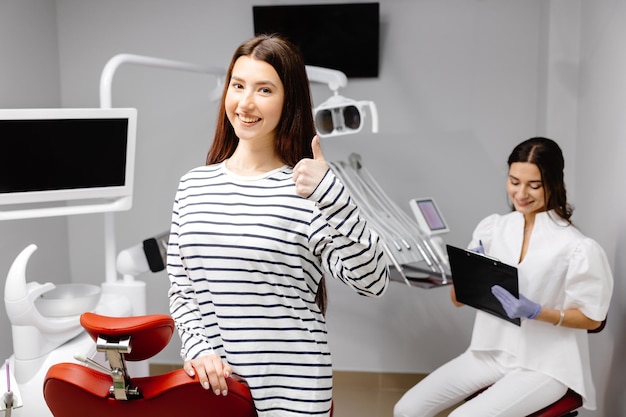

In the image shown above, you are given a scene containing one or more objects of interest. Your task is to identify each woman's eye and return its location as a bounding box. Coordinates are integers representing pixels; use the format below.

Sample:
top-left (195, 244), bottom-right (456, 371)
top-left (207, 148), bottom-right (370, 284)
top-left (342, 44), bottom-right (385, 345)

top-left (260, 87), bottom-right (272, 94)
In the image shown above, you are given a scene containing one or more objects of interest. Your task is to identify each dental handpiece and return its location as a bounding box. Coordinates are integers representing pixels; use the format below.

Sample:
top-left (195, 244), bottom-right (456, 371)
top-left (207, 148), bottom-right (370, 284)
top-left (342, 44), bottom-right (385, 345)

top-left (74, 352), bottom-right (111, 374)
top-left (2, 391), bottom-right (12, 417)
top-left (3, 360), bottom-right (12, 416)
top-left (4, 360), bottom-right (8, 395)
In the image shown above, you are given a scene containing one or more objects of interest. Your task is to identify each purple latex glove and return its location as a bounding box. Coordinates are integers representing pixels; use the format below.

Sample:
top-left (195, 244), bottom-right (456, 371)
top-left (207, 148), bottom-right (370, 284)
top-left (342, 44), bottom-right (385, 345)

top-left (491, 285), bottom-right (541, 319)
top-left (469, 240), bottom-right (485, 254)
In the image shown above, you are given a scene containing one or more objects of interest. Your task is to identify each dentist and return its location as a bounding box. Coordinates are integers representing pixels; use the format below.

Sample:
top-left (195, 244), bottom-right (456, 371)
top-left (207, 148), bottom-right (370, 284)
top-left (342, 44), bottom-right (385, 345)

top-left (395, 137), bottom-right (613, 417)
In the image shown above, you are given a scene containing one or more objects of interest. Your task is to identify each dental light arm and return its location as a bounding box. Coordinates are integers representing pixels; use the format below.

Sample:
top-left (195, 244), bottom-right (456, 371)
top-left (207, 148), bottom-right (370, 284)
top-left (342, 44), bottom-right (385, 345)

top-left (100, 53), bottom-right (226, 108)
top-left (305, 65), bottom-right (347, 93)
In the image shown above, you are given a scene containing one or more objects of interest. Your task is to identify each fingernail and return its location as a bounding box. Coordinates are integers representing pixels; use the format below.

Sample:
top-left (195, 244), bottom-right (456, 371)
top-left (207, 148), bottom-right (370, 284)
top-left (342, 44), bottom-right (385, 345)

top-left (214, 389), bottom-right (221, 396)
top-left (203, 382), bottom-right (210, 390)
top-left (224, 371), bottom-right (230, 378)
top-left (222, 390), bottom-right (228, 396)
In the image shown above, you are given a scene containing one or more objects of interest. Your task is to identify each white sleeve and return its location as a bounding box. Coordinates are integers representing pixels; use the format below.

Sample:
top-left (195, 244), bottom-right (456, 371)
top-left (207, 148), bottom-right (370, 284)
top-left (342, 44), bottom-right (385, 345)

top-left (564, 238), bottom-right (613, 321)
top-left (469, 213), bottom-right (499, 252)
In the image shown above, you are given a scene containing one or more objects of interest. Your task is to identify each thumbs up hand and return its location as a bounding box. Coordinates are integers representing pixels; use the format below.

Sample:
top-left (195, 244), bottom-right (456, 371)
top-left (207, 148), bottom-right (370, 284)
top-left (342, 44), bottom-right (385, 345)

top-left (293, 135), bottom-right (329, 198)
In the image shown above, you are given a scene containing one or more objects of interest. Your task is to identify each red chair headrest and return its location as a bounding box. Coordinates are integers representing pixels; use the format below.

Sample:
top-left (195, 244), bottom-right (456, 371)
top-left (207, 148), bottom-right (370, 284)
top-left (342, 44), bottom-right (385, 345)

top-left (80, 313), bottom-right (175, 361)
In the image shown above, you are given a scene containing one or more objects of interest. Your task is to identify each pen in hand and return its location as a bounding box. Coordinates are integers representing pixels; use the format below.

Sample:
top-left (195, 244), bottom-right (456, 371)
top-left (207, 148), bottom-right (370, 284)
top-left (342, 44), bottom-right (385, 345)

top-left (470, 240), bottom-right (485, 254)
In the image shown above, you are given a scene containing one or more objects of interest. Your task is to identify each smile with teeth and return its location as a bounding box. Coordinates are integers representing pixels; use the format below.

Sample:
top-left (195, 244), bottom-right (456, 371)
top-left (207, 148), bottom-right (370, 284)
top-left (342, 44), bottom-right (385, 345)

top-left (239, 114), bottom-right (261, 124)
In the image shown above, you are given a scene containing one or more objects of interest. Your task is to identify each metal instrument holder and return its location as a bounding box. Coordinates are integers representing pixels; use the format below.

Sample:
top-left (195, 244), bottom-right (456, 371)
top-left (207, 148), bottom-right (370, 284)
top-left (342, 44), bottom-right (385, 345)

top-left (329, 154), bottom-right (450, 288)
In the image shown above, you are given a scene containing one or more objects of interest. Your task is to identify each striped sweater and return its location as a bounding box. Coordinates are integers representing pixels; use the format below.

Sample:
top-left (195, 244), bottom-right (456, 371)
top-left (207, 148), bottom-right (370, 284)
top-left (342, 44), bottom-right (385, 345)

top-left (167, 162), bottom-right (389, 416)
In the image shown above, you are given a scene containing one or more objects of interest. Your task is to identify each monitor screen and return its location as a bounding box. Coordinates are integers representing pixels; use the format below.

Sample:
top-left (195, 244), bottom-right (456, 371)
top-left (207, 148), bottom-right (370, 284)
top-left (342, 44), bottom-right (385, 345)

top-left (410, 198), bottom-right (449, 235)
top-left (0, 108), bottom-right (137, 219)
top-left (253, 3), bottom-right (380, 78)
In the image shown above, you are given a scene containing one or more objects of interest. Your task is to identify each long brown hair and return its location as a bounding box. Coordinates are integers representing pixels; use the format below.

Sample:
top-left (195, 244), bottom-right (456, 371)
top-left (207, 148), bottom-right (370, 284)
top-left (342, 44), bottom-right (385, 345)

top-left (205, 34), bottom-right (327, 315)
top-left (507, 137), bottom-right (573, 223)
top-left (206, 34), bottom-right (316, 166)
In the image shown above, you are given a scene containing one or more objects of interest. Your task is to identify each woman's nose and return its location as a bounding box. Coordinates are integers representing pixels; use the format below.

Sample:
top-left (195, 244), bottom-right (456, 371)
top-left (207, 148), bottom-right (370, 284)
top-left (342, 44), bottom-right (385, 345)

top-left (239, 89), bottom-right (255, 109)
top-left (517, 186), bottom-right (529, 198)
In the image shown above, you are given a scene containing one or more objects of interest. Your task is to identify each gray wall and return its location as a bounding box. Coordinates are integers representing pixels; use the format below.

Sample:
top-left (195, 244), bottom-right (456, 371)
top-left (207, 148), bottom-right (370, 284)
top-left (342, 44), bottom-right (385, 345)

top-left (0, 0), bottom-right (70, 366)
top-left (1, 1), bottom-right (624, 415)
top-left (575, 1), bottom-right (626, 414)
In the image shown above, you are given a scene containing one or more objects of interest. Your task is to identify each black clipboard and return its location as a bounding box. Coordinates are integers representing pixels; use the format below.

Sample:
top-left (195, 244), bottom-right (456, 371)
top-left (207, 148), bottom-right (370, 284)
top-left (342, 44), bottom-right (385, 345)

top-left (446, 245), bottom-right (520, 326)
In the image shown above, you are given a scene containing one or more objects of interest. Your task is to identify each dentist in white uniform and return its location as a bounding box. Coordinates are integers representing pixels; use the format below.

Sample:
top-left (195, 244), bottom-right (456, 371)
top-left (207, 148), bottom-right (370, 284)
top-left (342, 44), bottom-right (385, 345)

top-left (394, 137), bottom-right (613, 417)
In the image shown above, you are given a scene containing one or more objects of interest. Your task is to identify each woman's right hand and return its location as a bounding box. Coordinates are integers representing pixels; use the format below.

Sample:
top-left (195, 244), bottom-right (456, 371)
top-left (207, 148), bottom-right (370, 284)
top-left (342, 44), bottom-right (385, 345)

top-left (183, 354), bottom-right (232, 396)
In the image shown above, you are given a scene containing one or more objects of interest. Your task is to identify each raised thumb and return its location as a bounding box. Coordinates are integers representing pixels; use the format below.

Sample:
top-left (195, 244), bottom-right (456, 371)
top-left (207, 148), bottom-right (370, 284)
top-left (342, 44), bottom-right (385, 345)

top-left (311, 135), bottom-right (324, 161)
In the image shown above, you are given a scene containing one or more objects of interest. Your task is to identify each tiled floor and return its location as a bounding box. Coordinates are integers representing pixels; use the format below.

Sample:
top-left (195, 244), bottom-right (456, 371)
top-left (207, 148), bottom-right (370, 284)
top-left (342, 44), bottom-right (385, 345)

top-left (150, 365), bottom-right (459, 416)
top-left (332, 370), bottom-right (415, 417)
top-left (332, 371), bottom-right (459, 417)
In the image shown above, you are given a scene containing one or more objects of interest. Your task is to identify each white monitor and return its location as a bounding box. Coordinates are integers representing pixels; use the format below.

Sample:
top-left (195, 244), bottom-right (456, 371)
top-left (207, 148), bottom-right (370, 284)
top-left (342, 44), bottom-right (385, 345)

top-left (0, 108), bottom-right (137, 220)
top-left (409, 197), bottom-right (449, 236)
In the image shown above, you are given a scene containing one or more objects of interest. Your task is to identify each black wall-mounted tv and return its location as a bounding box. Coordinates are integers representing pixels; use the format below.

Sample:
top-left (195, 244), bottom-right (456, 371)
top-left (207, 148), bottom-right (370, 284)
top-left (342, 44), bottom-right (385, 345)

top-left (253, 3), bottom-right (380, 78)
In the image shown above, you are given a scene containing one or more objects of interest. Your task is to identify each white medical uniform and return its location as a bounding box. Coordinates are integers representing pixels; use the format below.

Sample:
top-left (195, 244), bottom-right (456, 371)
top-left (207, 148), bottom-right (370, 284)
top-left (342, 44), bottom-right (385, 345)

top-left (394, 210), bottom-right (613, 417)
top-left (469, 210), bottom-right (613, 409)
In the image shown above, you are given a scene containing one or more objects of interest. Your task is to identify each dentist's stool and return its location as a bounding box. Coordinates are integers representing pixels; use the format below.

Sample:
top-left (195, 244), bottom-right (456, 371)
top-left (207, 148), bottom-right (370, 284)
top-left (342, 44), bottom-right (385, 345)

top-left (42, 313), bottom-right (257, 417)
top-left (528, 318), bottom-right (606, 417)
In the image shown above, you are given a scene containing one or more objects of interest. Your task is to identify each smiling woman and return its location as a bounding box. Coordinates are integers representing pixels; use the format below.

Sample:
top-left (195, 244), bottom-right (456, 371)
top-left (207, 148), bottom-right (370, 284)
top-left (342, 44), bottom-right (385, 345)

top-left (166, 34), bottom-right (389, 417)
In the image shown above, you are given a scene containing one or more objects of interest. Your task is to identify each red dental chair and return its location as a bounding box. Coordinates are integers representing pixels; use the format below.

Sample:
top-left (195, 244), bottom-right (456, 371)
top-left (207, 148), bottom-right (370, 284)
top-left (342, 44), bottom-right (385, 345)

top-left (43, 312), bottom-right (258, 417)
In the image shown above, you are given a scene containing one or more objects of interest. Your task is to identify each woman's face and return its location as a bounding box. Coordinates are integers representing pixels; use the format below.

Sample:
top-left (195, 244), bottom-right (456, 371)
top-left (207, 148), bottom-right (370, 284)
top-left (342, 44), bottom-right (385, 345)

top-left (507, 162), bottom-right (547, 216)
top-left (225, 56), bottom-right (284, 145)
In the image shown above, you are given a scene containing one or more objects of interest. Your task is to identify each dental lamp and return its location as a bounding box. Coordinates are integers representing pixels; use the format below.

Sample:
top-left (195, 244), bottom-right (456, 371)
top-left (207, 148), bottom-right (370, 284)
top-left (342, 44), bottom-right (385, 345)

top-left (306, 65), bottom-right (379, 138)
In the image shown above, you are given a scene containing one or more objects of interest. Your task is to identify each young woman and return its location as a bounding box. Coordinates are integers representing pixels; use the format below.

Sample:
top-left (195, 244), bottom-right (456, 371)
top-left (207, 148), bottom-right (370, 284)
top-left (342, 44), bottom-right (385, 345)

top-left (394, 137), bottom-right (613, 417)
top-left (167, 34), bottom-right (389, 417)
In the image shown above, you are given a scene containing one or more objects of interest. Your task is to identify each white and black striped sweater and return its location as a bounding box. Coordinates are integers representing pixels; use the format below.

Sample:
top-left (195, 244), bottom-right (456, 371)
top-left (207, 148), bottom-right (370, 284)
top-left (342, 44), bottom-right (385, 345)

top-left (167, 162), bottom-right (389, 416)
